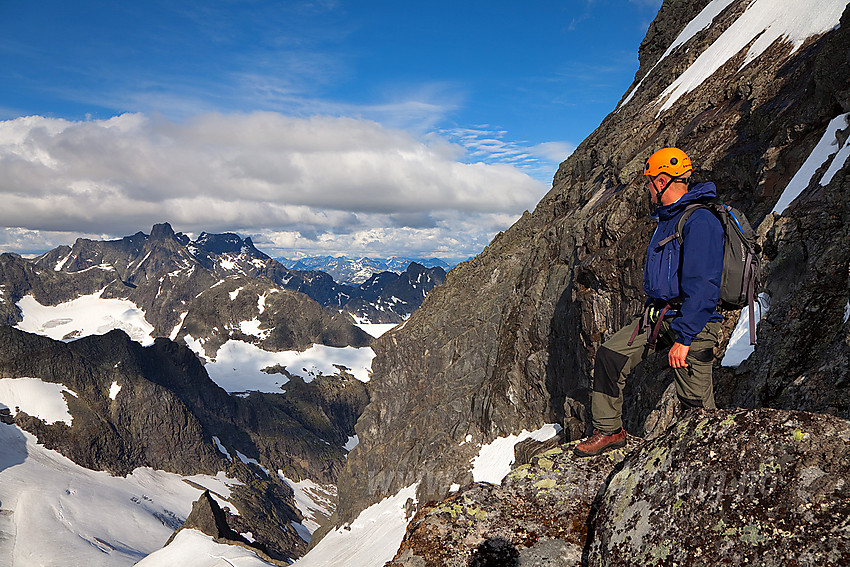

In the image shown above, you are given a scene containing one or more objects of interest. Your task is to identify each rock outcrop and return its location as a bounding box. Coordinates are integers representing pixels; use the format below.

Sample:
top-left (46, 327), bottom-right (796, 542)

top-left (331, 0), bottom-right (850, 553)
top-left (388, 409), bottom-right (850, 566)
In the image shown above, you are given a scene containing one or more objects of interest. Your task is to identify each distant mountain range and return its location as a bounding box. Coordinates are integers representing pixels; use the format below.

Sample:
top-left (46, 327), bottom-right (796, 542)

top-left (277, 255), bottom-right (457, 286)
top-left (6, 223), bottom-right (445, 327)
top-left (0, 222), bottom-right (449, 561)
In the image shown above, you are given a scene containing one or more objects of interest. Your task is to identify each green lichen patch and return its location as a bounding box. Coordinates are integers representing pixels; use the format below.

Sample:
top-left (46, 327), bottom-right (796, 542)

top-left (533, 478), bottom-right (557, 490)
top-left (739, 523), bottom-right (767, 545)
top-left (508, 464), bottom-right (532, 480)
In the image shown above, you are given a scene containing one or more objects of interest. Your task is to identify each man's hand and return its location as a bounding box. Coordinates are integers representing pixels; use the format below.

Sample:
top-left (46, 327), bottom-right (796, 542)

top-left (669, 342), bottom-right (690, 368)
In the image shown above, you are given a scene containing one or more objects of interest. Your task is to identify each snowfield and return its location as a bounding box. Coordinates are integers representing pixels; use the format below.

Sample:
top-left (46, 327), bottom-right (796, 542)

top-left (470, 424), bottom-right (562, 484)
top-left (184, 337), bottom-right (376, 393)
top-left (0, 420), bottom-right (243, 567)
top-left (15, 291), bottom-right (155, 345)
top-left (135, 529), bottom-right (275, 567)
top-left (0, 377), bottom-right (77, 425)
top-left (13, 288), bottom-right (384, 395)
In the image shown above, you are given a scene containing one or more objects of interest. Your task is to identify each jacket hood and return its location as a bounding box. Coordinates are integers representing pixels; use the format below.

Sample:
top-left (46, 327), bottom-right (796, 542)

top-left (655, 182), bottom-right (717, 221)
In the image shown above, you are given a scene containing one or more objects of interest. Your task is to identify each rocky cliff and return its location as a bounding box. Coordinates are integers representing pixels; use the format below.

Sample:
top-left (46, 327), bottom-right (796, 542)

top-left (331, 0), bottom-right (850, 556)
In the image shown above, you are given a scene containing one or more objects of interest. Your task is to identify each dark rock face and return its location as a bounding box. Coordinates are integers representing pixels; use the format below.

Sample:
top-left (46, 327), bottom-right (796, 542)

top-left (166, 490), bottom-right (287, 565)
top-left (334, 0), bottom-right (850, 547)
top-left (589, 409), bottom-right (850, 566)
top-left (168, 490), bottom-right (250, 545)
top-left (0, 326), bottom-right (368, 559)
top-left (388, 409), bottom-right (850, 566)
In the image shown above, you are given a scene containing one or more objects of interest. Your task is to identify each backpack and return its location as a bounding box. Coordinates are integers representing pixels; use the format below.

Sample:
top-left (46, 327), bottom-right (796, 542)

top-left (675, 202), bottom-right (762, 344)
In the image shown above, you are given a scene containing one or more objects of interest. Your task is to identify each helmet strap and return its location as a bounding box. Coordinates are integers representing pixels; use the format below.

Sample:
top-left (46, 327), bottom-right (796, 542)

top-left (650, 175), bottom-right (669, 205)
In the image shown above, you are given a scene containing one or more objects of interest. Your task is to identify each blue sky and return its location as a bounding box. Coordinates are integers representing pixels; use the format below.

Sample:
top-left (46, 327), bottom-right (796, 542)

top-left (0, 0), bottom-right (661, 260)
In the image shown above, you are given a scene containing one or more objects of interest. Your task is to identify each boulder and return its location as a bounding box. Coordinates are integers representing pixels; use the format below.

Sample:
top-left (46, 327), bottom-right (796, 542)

top-left (388, 435), bottom-right (642, 566)
top-left (588, 408), bottom-right (850, 566)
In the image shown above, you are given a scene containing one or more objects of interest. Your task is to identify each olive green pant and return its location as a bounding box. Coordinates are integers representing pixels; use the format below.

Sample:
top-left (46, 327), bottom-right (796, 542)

top-left (590, 316), bottom-right (721, 434)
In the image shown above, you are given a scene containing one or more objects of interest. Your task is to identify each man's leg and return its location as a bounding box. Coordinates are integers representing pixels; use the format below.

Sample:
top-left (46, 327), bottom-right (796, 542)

top-left (589, 317), bottom-right (650, 433)
top-left (672, 321), bottom-right (721, 409)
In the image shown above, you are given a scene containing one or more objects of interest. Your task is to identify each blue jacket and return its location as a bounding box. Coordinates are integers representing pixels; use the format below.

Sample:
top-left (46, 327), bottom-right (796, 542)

top-left (644, 182), bottom-right (724, 346)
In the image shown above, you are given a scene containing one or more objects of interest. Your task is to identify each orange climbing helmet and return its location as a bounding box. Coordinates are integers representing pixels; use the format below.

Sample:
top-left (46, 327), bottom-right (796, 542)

top-left (644, 147), bottom-right (692, 178)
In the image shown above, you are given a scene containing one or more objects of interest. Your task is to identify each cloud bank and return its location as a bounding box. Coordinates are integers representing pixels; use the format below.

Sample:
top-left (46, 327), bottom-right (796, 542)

top-left (0, 112), bottom-right (550, 260)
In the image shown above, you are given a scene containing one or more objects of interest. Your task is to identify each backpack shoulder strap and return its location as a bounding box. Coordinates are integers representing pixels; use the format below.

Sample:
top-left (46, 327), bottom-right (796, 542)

top-left (674, 203), bottom-right (713, 245)
top-left (656, 203), bottom-right (711, 247)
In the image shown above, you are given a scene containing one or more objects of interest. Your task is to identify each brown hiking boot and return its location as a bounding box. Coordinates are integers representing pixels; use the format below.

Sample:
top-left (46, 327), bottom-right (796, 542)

top-left (573, 428), bottom-right (626, 457)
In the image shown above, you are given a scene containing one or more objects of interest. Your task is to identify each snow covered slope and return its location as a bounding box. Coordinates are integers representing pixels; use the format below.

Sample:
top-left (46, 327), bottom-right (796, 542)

top-left (135, 529), bottom-right (276, 567)
top-left (0, 421), bottom-right (241, 566)
top-left (15, 290), bottom-right (155, 345)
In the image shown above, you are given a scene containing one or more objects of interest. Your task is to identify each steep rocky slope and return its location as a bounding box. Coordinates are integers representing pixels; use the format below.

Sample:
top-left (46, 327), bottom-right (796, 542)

top-left (333, 0), bottom-right (850, 547)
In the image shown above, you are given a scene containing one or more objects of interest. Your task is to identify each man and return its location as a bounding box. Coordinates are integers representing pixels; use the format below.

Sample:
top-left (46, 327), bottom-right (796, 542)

top-left (574, 147), bottom-right (725, 457)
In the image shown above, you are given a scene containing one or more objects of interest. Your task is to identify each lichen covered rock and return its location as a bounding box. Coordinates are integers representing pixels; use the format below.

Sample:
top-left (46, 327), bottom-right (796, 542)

top-left (388, 436), bottom-right (641, 566)
top-left (589, 408), bottom-right (850, 566)
top-left (388, 408), bottom-right (850, 566)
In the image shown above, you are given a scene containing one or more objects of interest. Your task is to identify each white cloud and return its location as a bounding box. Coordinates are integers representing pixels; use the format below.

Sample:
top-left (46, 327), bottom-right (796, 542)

top-left (440, 126), bottom-right (574, 179)
top-left (0, 112), bottom-right (549, 259)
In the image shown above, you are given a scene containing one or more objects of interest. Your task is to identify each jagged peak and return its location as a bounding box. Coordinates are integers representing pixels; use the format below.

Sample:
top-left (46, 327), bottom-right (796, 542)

top-left (149, 222), bottom-right (175, 240)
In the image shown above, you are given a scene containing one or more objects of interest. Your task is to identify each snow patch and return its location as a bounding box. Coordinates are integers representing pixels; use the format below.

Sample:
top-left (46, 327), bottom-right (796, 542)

top-left (291, 483), bottom-right (418, 567)
top-left (168, 311), bottom-right (189, 341)
top-left (773, 112), bottom-right (850, 214)
top-left (235, 450), bottom-right (271, 477)
top-left (844, 301), bottom-right (849, 324)
top-left (16, 291), bottom-right (155, 346)
top-left (136, 528), bottom-right (274, 566)
top-left (344, 435), bottom-right (359, 452)
top-left (240, 318), bottom-right (270, 339)
top-left (355, 323), bottom-right (397, 338)
top-left (621, 0), bottom-right (735, 108)
top-left (721, 293), bottom-right (771, 367)
top-left (0, 378), bottom-right (76, 425)
top-left (229, 286), bottom-right (244, 300)
top-left (194, 340), bottom-right (375, 393)
top-left (212, 436), bottom-right (232, 461)
top-left (657, 0), bottom-right (848, 114)
top-left (108, 381), bottom-right (121, 401)
top-left (470, 424), bottom-right (562, 484)
top-left (54, 252), bottom-right (74, 271)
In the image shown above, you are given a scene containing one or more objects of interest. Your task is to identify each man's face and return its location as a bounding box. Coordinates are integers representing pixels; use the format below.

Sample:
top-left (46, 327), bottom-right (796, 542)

top-left (646, 173), bottom-right (670, 203)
